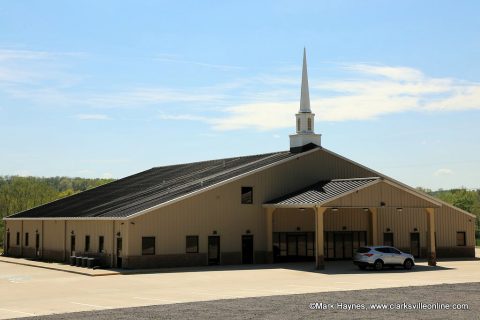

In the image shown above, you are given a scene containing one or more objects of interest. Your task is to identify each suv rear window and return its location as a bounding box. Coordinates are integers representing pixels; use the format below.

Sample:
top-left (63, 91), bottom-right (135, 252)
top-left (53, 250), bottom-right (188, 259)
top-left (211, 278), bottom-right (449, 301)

top-left (357, 247), bottom-right (371, 253)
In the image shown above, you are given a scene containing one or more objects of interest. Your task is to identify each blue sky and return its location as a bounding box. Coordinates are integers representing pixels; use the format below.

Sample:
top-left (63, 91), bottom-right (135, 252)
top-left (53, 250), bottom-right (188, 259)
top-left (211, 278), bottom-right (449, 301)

top-left (0, 1), bottom-right (479, 190)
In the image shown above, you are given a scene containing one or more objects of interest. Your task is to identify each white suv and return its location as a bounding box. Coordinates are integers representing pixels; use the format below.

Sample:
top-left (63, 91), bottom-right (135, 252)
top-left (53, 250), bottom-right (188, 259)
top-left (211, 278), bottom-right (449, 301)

top-left (353, 246), bottom-right (415, 271)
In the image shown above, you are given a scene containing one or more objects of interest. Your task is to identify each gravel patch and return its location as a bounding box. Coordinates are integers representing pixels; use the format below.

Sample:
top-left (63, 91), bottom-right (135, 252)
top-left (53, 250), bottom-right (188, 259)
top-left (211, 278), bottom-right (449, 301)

top-left (24, 282), bottom-right (480, 320)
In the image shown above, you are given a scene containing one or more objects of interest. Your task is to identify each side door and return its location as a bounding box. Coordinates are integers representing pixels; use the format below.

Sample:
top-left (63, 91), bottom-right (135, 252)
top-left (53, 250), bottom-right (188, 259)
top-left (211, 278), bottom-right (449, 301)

top-left (376, 247), bottom-right (393, 264)
top-left (389, 248), bottom-right (404, 265)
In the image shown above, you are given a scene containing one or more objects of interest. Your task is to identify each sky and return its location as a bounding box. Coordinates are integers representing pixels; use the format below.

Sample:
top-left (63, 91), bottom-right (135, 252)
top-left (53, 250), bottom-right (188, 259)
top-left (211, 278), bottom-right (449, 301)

top-left (0, 1), bottom-right (479, 190)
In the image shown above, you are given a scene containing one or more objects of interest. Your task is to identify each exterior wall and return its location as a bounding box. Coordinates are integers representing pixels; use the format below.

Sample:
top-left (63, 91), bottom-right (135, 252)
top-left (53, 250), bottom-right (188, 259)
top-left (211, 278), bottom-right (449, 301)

top-left (43, 220), bottom-right (66, 261)
top-left (4, 219), bottom-right (129, 267)
top-left (435, 205), bottom-right (476, 257)
top-left (273, 208), bottom-right (315, 232)
top-left (4, 148), bottom-right (476, 267)
top-left (4, 220), bottom-right (22, 257)
top-left (126, 148), bottom-right (375, 268)
top-left (377, 208), bottom-right (428, 256)
top-left (326, 182), bottom-right (436, 208)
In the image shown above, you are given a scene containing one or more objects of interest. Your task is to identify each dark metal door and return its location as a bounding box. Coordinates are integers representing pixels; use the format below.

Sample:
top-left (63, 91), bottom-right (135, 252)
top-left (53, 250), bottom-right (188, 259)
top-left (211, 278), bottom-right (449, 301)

top-left (242, 235), bottom-right (254, 264)
top-left (6, 232), bottom-right (10, 254)
top-left (70, 235), bottom-right (76, 255)
top-left (35, 233), bottom-right (40, 257)
top-left (116, 237), bottom-right (123, 268)
top-left (208, 236), bottom-right (220, 265)
top-left (410, 233), bottom-right (420, 258)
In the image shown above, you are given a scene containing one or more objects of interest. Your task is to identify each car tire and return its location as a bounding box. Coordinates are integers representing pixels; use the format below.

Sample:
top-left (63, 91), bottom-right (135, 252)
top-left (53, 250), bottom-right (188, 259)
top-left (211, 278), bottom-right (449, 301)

top-left (358, 265), bottom-right (367, 270)
top-left (403, 259), bottom-right (414, 270)
top-left (374, 259), bottom-right (383, 271)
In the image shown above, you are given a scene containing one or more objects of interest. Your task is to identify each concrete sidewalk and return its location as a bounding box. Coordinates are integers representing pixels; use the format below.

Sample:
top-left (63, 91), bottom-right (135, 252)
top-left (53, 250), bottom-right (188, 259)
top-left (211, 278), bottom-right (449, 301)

top-left (0, 256), bottom-right (120, 276)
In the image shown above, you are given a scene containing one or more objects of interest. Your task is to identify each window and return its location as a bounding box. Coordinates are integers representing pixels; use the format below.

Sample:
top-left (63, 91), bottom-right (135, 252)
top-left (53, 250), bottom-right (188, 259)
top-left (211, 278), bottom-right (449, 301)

top-left (98, 236), bottom-right (105, 253)
top-left (186, 236), bottom-right (199, 253)
top-left (142, 237), bottom-right (155, 255)
top-left (25, 233), bottom-right (29, 247)
top-left (297, 118), bottom-right (300, 132)
top-left (241, 186), bottom-right (253, 204)
top-left (456, 232), bottom-right (466, 246)
top-left (383, 232), bottom-right (394, 247)
top-left (390, 248), bottom-right (401, 255)
top-left (375, 247), bottom-right (389, 253)
top-left (307, 118), bottom-right (312, 131)
top-left (85, 235), bottom-right (90, 252)
top-left (16, 232), bottom-right (20, 245)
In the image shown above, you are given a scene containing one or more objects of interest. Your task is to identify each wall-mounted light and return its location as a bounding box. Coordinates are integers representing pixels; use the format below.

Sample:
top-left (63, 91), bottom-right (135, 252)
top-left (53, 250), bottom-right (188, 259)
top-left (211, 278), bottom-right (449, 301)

top-left (246, 229), bottom-right (251, 234)
top-left (386, 228), bottom-right (391, 232)
top-left (121, 222), bottom-right (124, 225)
top-left (130, 222), bottom-right (135, 225)
top-left (331, 208), bottom-right (339, 212)
top-left (413, 228), bottom-right (418, 232)
top-left (299, 208), bottom-right (305, 211)
top-left (363, 208), bottom-right (369, 212)
top-left (35, 229), bottom-right (38, 234)
top-left (342, 226), bottom-right (347, 231)
top-left (116, 232), bottom-right (121, 237)
top-left (213, 230), bottom-right (217, 235)
top-left (71, 230), bottom-right (75, 235)
top-left (380, 202), bottom-right (386, 207)
top-left (396, 208), bottom-right (403, 212)
top-left (296, 226), bottom-right (301, 231)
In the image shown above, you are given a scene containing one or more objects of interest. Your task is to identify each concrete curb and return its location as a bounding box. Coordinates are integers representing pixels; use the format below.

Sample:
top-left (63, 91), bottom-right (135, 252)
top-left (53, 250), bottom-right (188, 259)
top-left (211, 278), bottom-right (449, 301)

top-left (0, 257), bottom-right (119, 277)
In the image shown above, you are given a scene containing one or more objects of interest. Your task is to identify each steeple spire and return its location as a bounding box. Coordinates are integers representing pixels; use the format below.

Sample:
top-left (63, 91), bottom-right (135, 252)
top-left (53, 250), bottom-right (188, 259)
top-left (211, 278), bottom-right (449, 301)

top-left (300, 47), bottom-right (311, 113)
top-left (289, 48), bottom-right (321, 153)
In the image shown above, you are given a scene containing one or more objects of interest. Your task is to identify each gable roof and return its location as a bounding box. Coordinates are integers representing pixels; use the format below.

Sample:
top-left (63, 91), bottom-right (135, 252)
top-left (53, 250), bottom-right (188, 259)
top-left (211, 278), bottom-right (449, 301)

top-left (265, 177), bottom-right (380, 207)
top-left (6, 150), bottom-right (298, 219)
top-left (320, 148), bottom-right (475, 218)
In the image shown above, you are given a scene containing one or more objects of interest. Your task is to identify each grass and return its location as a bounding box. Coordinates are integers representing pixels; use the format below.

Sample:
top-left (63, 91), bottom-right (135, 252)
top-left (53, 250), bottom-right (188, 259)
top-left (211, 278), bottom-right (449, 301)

top-left (477, 238), bottom-right (480, 247)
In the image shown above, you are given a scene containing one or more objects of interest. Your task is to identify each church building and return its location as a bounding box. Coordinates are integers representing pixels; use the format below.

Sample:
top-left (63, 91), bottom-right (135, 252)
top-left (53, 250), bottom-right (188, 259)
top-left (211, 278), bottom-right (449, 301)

top-left (3, 50), bottom-right (476, 269)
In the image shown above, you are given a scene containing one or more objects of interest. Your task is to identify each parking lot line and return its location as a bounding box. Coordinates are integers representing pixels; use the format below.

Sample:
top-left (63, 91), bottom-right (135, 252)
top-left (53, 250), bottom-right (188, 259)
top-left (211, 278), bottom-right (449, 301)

top-left (70, 302), bottom-right (113, 309)
top-left (0, 308), bottom-right (35, 316)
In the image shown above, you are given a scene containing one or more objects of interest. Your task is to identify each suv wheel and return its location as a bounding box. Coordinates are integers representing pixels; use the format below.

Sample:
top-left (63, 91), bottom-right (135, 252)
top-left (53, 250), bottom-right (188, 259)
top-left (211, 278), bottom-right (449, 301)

top-left (374, 259), bottom-right (384, 271)
top-left (403, 259), bottom-right (414, 270)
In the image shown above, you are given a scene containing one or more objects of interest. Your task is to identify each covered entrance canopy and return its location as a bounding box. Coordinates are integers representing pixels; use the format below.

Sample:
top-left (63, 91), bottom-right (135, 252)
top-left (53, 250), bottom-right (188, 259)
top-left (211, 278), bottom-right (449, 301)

top-left (263, 177), bottom-right (441, 269)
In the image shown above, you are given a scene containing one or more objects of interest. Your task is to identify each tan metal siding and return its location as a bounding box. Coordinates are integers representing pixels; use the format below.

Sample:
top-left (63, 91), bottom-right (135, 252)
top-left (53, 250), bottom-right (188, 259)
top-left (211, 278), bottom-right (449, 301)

top-left (377, 208), bottom-right (427, 249)
top-left (324, 208), bottom-right (369, 231)
top-left (326, 182), bottom-right (436, 208)
top-left (128, 149), bottom-right (376, 256)
top-left (435, 205), bottom-right (476, 247)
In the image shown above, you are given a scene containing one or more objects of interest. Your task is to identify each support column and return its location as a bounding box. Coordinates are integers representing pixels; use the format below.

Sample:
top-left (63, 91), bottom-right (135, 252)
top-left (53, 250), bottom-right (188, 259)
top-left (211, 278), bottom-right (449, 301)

top-left (426, 208), bottom-right (436, 266)
top-left (63, 220), bottom-right (67, 261)
top-left (265, 207), bottom-right (274, 263)
top-left (369, 208), bottom-right (378, 246)
top-left (315, 206), bottom-right (326, 270)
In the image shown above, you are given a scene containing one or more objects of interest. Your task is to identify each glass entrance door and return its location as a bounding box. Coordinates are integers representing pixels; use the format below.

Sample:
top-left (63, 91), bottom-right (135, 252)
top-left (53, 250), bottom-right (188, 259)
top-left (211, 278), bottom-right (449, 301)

top-left (325, 231), bottom-right (367, 260)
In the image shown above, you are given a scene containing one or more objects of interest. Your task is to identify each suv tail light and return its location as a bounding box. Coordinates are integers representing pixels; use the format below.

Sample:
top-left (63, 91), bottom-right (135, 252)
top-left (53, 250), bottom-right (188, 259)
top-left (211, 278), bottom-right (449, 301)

top-left (363, 253), bottom-right (374, 257)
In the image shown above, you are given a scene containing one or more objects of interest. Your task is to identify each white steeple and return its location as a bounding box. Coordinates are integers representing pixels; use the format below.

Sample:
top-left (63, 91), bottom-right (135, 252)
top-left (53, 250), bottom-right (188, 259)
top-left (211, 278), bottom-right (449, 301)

top-left (299, 47), bottom-right (311, 113)
top-left (289, 48), bottom-right (321, 152)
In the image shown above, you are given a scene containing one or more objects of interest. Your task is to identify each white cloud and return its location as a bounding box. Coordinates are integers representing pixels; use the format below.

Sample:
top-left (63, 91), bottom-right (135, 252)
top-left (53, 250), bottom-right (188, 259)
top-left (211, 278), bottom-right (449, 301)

top-left (202, 63), bottom-right (480, 130)
top-left (75, 114), bottom-right (110, 120)
top-left (1, 50), bottom-right (479, 132)
top-left (434, 168), bottom-right (453, 176)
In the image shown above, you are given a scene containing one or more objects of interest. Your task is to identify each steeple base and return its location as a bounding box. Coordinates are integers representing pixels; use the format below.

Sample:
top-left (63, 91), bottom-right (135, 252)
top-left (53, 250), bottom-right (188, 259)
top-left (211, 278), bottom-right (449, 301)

top-left (289, 133), bottom-right (321, 153)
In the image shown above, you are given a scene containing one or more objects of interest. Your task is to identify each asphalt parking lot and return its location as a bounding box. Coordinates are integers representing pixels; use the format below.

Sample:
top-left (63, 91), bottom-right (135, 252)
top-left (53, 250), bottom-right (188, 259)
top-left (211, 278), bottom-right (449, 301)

top-left (1, 257), bottom-right (479, 319)
top-left (22, 282), bottom-right (480, 320)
